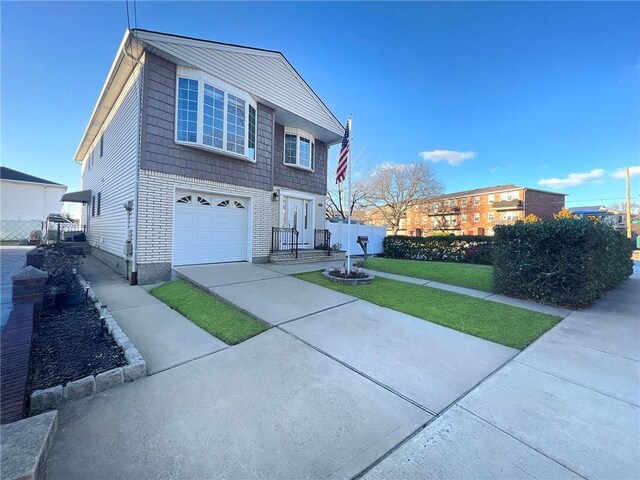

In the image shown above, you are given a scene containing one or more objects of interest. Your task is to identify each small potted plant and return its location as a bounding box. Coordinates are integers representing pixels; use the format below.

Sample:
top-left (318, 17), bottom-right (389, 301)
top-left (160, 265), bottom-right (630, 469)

top-left (42, 245), bottom-right (85, 308)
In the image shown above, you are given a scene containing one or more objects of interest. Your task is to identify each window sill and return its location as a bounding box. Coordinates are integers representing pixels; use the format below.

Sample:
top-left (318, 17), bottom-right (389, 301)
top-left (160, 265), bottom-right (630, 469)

top-left (175, 140), bottom-right (256, 164)
top-left (284, 163), bottom-right (314, 173)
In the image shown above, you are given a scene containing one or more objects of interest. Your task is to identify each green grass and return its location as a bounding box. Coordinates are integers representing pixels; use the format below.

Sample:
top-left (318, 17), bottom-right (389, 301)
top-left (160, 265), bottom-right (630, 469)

top-left (364, 257), bottom-right (494, 292)
top-left (150, 279), bottom-right (269, 345)
top-left (295, 272), bottom-right (559, 350)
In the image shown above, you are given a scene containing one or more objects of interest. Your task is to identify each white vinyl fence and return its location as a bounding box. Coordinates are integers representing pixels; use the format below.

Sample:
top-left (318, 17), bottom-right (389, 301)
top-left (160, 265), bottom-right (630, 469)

top-left (325, 221), bottom-right (387, 255)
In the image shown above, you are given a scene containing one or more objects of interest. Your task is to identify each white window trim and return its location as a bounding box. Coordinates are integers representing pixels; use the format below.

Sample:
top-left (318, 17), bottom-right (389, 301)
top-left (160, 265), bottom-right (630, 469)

top-left (283, 127), bottom-right (315, 172)
top-left (175, 67), bottom-right (257, 163)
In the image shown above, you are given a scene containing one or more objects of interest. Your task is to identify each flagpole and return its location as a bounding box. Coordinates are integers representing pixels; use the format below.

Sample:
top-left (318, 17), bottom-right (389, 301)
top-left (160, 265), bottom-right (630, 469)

top-left (346, 115), bottom-right (352, 273)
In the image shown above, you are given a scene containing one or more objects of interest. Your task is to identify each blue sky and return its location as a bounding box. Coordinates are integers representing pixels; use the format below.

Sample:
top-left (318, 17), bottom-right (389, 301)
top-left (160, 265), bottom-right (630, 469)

top-left (2, 1), bottom-right (638, 209)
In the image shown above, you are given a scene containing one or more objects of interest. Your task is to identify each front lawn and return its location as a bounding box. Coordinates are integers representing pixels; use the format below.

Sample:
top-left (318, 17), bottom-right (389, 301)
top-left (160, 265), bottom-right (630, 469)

top-left (150, 280), bottom-right (269, 345)
top-left (364, 258), bottom-right (494, 292)
top-left (295, 272), bottom-right (559, 349)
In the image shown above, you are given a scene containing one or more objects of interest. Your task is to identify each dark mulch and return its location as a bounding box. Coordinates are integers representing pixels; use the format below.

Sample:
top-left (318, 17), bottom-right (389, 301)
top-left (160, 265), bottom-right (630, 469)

top-left (28, 302), bottom-right (127, 393)
top-left (326, 268), bottom-right (369, 279)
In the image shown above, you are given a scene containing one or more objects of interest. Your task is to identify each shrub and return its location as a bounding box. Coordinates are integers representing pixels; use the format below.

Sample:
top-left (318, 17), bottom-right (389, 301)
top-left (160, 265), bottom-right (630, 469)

top-left (383, 235), bottom-right (494, 265)
top-left (493, 219), bottom-right (633, 308)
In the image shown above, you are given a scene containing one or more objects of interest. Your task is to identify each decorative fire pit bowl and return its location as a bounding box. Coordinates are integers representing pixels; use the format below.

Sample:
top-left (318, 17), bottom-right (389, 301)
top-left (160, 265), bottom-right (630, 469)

top-left (322, 267), bottom-right (374, 285)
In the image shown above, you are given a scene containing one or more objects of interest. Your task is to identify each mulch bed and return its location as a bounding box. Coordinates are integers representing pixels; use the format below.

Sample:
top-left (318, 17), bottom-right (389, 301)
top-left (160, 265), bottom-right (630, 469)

top-left (28, 301), bottom-right (127, 393)
top-left (326, 268), bottom-right (369, 279)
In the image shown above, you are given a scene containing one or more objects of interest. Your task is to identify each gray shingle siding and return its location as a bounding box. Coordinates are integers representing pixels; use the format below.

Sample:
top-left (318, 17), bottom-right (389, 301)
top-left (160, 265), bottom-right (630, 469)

top-left (140, 52), bottom-right (274, 191)
top-left (273, 123), bottom-right (328, 196)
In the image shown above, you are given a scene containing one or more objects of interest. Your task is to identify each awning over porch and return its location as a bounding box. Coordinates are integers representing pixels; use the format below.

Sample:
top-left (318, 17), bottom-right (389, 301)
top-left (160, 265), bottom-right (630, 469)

top-left (60, 189), bottom-right (91, 204)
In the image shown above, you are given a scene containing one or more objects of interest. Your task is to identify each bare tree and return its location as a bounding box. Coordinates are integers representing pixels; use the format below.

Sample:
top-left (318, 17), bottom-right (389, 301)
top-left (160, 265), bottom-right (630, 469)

top-left (326, 180), bottom-right (369, 220)
top-left (364, 162), bottom-right (444, 235)
top-left (609, 202), bottom-right (640, 215)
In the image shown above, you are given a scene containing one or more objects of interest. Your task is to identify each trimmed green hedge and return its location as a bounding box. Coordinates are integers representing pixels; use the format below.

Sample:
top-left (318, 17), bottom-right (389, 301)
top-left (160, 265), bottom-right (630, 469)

top-left (383, 235), bottom-right (494, 265)
top-left (493, 219), bottom-right (633, 308)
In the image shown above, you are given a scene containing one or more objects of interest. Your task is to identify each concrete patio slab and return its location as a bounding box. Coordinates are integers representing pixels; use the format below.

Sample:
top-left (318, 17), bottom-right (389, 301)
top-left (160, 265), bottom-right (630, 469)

top-left (515, 336), bottom-right (640, 405)
top-left (258, 260), bottom-right (347, 275)
top-left (211, 275), bottom-right (356, 325)
top-left (545, 311), bottom-right (640, 361)
top-left (459, 361), bottom-right (640, 479)
top-left (174, 262), bottom-right (282, 288)
top-left (485, 293), bottom-right (571, 317)
top-left (283, 301), bottom-right (517, 413)
top-left (92, 284), bottom-right (160, 311)
top-left (363, 405), bottom-right (580, 480)
top-left (77, 254), bottom-right (127, 286)
top-left (111, 303), bottom-right (228, 374)
top-left (46, 329), bottom-right (431, 480)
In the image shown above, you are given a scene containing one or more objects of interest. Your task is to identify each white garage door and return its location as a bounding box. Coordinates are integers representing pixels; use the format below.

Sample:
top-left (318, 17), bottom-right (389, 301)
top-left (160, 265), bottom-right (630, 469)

top-left (173, 192), bottom-right (249, 266)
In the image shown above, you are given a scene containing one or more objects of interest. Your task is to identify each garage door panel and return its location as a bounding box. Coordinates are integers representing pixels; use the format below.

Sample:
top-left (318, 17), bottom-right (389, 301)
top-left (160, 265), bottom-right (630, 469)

top-left (173, 193), bottom-right (249, 266)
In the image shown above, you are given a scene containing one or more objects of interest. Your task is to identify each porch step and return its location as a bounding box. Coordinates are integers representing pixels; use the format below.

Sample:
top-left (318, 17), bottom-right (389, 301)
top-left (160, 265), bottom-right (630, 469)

top-left (269, 249), bottom-right (346, 265)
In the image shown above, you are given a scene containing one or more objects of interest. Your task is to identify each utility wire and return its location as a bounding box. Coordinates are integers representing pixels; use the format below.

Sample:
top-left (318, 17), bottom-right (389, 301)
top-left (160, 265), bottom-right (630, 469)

top-left (125, 0), bottom-right (131, 31)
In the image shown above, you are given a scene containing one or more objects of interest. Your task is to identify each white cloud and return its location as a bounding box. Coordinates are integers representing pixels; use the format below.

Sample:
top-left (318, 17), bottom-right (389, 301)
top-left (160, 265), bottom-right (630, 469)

top-left (418, 149), bottom-right (476, 166)
top-left (537, 169), bottom-right (606, 189)
top-left (612, 166), bottom-right (640, 179)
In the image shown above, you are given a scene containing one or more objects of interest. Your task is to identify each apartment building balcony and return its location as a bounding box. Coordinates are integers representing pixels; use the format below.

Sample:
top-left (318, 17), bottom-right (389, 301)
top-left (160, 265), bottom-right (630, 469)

top-left (492, 200), bottom-right (523, 211)
top-left (428, 207), bottom-right (460, 216)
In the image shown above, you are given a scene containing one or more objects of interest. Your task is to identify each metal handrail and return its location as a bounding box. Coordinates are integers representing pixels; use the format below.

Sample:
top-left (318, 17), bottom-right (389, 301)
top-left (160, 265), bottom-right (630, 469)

top-left (314, 229), bottom-right (332, 256)
top-left (271, 227), bottom-right (299, 258)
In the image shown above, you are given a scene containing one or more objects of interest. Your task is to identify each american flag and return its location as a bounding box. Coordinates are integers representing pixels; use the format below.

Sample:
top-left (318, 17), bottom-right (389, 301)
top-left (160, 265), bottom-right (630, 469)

top-left (336, 120), bottom-right (350, 184)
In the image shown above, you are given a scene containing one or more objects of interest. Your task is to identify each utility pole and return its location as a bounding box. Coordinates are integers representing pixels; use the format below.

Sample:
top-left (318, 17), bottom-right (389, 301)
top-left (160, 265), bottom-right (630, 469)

top-left (626, 166), bottom-right (632, 239)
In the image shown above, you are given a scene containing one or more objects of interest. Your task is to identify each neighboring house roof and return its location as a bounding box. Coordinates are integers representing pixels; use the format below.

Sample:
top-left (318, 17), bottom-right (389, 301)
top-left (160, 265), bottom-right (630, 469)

top-left (420, 184), bottom-right (567, 202)
top-left (0, 166), bottom-right (65, 187)
top-left (75, 29), bottom-right (344, 162)
top-left (569, 205), bottom-right (622, 215)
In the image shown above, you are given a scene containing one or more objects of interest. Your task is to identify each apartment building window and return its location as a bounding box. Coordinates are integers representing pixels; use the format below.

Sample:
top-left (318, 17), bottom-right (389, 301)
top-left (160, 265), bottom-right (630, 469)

top-left (488, 194), bottom-right (494, 204)
top-left (488, 212), bottom-right (494, 222)
top-left (461, 213), bottom-right (467, 222)
top-left (462, 198), bottom-right (468, 207)
top-left (474, 196), bottom-right (480, 206)
top-left (176, 73), bottom-right (258, 161)
top-left (474, 213), bottom-right (480, 222)
top-left (422, 215), bottom-right (427, 223)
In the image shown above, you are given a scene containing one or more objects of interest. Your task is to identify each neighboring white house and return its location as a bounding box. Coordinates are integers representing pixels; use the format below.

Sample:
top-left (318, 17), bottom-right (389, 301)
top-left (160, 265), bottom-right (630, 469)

top-left (568, 205), bottom-right (626, 232)
top-left (0, 166), bottom-right (67, 242)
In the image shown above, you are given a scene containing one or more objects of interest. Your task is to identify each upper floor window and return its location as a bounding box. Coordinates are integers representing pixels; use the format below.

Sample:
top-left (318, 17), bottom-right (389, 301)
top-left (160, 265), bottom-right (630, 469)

top-left (176, 71), bottom-right (257, 161)
top-left (284, 127), bottom-right (314, 170)
top-left (462, 198), bottom-right (468, 207)
top-left (474, 196), bottom-right (480, 206)
top-left (474, 213), bottom-right (481, 222)
top-left (488, 194), bottom-right (494, 204)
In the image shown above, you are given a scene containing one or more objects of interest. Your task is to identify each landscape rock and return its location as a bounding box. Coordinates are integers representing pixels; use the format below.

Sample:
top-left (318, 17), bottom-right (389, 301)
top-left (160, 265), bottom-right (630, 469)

top-left (29, 386), bottom-right (63, 415)
top-left (63, 376), bottom-right (95, 401)
top-left (95, 368), bottom-right (124, 392)
top-left (123, 361), bottom-right (146, 382)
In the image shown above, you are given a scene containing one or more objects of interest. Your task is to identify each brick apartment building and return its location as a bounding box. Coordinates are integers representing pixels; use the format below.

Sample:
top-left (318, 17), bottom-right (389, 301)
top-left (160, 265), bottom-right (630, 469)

top-left (402, 184), bottom-right (566, 236)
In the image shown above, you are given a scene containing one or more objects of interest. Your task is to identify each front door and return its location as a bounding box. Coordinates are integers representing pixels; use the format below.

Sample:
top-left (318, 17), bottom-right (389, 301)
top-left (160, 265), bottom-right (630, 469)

top-left (283, 197), bottom-right (312, 248)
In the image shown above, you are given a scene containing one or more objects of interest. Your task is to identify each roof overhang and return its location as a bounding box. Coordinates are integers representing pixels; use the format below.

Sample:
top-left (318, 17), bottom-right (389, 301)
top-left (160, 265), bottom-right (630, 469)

top-left (74, 31), bottom-right (144, 163)
top-left (61, 190), bottom-right (91, 204)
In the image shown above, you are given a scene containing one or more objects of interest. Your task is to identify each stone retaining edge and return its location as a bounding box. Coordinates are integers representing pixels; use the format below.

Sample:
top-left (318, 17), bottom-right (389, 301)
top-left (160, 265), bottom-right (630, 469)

top-left (29, 275), bottom-right (147, 415)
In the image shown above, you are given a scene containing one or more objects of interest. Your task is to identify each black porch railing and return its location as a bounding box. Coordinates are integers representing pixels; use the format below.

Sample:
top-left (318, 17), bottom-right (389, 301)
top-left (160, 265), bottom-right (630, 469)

top-left (272, 227), bottom-right (299, 258)
top-left (46, 223), bottom-right (87, 243)
top-left (314, 229), bottom-right (332, 256)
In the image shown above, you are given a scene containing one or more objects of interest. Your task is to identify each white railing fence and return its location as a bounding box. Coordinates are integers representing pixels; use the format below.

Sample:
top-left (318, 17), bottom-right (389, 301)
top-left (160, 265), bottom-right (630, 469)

top-left (325, 221), bottom-right (387, 255)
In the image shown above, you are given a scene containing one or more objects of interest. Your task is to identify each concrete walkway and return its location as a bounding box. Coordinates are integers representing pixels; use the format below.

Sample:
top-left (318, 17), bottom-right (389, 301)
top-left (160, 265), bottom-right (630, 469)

top-left (364, 268), bottom-right (572, 317)
top-left (80, 256), bottom-right (227, 374)
top-left (364, 271), bottom-right (640, 479)
top-left (0, 246), bottom-right (32, 330)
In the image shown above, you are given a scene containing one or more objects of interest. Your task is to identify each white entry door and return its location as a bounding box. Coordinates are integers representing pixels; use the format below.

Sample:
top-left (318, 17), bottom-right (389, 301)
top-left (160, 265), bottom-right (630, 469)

top-left (284, 197), bottom-right (312, 248)
top-left (173, 192), bottom-right (249, 266)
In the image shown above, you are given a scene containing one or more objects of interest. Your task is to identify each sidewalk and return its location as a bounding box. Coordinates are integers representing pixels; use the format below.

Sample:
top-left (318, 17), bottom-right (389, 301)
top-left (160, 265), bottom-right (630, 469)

top-left (364, 272), bottom-right (640, 479)
top-left (79, 256), bottom-right (227, 374)
top-left (364, 268), bottom-right (572, 318)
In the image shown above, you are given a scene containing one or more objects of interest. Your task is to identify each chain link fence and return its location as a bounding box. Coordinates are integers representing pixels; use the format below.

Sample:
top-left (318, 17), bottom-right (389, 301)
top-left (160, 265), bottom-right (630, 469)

top-left (0, 220), bottom-right (43, 243)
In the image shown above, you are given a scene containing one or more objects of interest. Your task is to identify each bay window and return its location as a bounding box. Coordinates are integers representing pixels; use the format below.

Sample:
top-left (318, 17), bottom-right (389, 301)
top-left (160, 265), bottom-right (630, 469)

top-left (284, 127), bottom-right (315, 170)
top-left (176, 70), bottom-right (257, 161)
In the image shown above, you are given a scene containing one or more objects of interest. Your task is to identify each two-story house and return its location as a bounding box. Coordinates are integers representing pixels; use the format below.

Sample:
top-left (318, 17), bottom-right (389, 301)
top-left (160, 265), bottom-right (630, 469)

top-left (62, 29), bottom-right (344, 284)
top-left (405, 184), bottom-right (566, 236)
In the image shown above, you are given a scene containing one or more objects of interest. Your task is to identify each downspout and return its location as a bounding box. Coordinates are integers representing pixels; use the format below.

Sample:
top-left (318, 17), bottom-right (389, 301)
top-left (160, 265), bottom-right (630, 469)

top-left (124, 30), bottom-right (143, 285)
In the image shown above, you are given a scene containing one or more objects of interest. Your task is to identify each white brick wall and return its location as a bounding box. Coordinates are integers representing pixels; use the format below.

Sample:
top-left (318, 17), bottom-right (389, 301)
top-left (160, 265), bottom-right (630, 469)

top-left (137, 170), bottom-right (273, 265)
